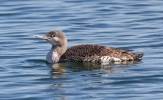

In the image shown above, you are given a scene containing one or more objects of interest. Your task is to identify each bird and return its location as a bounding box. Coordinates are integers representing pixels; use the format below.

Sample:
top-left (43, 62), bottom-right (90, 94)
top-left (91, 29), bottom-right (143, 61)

top-left (35, 30), bottom-right (143, 63)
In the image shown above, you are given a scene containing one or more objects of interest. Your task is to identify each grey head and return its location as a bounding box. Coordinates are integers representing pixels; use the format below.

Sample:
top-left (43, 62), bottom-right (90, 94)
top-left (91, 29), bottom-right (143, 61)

top-left (35, 30), bottom-right (68, 63)
top-left (35, 30), bottom-right (67, 47)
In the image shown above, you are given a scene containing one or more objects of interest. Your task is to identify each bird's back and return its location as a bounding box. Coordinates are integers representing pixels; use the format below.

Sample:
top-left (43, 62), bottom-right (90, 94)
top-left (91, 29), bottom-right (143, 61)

top-left (59, 44), bottom-right (143, 63)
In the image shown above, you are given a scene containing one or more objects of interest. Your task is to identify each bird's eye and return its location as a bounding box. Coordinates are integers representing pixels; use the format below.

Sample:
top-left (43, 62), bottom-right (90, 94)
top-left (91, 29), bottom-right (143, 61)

top-left (51, 34), bottom-right (55, 38)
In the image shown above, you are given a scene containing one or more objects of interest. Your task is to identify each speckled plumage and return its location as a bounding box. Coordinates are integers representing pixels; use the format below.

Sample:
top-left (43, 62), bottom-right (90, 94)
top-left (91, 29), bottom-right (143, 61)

top-left (35, 30), bottom-right (143, 63)
top-left (59, 44), bottom-right (143, 63)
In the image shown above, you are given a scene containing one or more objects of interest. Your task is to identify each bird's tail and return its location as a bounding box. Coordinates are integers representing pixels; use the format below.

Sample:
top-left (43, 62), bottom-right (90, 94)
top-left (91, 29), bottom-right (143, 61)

top-left (135, 53), bottom-right (144, 59)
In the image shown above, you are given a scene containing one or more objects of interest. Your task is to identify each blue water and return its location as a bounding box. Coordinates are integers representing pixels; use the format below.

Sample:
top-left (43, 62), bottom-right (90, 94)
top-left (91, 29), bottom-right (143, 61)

top-left (1, 0), bottom-right (163, 100)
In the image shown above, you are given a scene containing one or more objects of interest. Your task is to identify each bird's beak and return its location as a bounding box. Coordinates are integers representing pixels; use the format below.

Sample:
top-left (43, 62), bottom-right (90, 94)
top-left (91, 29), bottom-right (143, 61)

top-left (35, 35), bottom-right (59, 46)
top-left (34, 35), bottom-right (48, 40)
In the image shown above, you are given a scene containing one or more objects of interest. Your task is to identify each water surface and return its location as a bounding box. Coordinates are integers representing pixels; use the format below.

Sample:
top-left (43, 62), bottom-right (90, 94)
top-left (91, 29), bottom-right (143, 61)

top-left (1, 0), bottom-right (163, 100)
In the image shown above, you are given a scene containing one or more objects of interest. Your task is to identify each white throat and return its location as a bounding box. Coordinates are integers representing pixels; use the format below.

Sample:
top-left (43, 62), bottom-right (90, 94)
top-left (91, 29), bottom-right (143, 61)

top-left (46, 47), bottom-right (59, 63)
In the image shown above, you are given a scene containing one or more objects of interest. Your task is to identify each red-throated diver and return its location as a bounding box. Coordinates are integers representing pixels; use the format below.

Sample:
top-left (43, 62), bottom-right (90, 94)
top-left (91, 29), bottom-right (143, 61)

top-left (35, 30), bottom-right (143, 63)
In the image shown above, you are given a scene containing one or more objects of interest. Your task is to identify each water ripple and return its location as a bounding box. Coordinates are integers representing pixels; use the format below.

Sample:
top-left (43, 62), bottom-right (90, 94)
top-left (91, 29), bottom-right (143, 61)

top-left (1, 0), bottom-right (163, 100)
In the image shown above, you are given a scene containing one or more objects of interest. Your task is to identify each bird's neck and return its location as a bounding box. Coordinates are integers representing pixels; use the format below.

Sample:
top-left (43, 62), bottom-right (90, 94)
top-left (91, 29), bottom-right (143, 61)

top-left (46, 45), bottom-right (67, 63)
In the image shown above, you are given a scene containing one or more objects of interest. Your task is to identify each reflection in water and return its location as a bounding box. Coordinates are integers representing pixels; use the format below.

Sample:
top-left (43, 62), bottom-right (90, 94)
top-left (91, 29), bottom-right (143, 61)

top-left (47, 61), bottom-right (141, 100)
top-left (48, 61), bottom-right (140, 78)
top-left (46, 63), bottom-right (67, 78)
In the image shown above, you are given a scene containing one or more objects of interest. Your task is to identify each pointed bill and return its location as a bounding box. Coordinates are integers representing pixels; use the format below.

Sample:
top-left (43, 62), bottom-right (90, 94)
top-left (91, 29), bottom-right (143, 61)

top-left (34, 35), bottom-right (48, 39)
